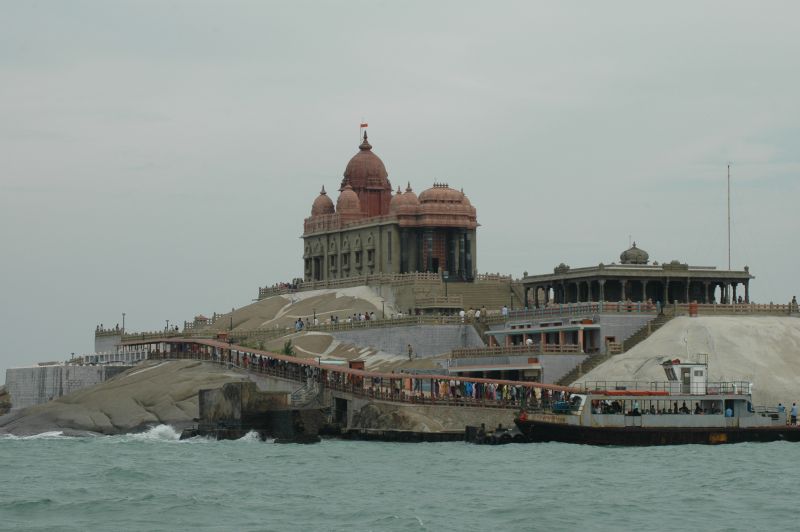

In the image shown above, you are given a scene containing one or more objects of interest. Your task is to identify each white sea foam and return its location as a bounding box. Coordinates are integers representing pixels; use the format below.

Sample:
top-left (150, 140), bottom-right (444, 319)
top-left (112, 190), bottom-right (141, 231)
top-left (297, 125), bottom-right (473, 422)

top-left (0, 430), bottom-right (69, 440)
top-left (236, 430), bottom-right (263, 443)
top-left (127, 424), bottom-right (181, 442)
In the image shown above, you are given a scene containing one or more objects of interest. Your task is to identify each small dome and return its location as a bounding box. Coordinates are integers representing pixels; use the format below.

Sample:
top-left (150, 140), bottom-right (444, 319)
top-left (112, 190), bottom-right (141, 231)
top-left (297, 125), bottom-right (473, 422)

top-left (336, 184), bottom-right (361, 214)
top-left (418, 183), bottom-right (465, 203)
top-left (620, 242), bottom-right (649, 265)
top-left (311, 186), bottom-right (335, 216)
top-left (390, 182), bottom-right (420, 214)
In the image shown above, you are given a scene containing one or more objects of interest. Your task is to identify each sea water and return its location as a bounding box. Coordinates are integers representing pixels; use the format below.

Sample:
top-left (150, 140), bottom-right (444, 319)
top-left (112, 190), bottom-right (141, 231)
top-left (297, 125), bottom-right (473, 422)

top-left (2, 426), bottom-right (799, 531)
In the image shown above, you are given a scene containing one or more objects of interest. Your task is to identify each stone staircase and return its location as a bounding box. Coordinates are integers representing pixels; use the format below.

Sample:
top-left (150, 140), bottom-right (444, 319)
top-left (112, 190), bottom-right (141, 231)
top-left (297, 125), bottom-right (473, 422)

top-left (555, 313), bottom-right (675, 386)
top-left (444, 281), bottom-right (524, 311)
top-left (290, 381), bottom-right (320, 406)
top-left (471, 321), bottom-right (491, 345)
top-left (620, 313), bottom-right (674, 353)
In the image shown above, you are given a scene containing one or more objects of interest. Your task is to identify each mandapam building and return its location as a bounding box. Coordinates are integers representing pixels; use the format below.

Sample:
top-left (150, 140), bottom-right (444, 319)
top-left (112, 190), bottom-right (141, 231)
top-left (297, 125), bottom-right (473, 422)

top-left (521, 242), bottom-right (754, 307)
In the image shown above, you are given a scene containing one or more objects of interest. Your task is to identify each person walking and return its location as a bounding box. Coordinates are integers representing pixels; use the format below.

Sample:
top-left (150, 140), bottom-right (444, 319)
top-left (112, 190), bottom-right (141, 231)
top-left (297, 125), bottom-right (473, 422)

top-left (407, 344), bottom-right (414, 360)
top-left (791, 402), bottom-right (798, 425)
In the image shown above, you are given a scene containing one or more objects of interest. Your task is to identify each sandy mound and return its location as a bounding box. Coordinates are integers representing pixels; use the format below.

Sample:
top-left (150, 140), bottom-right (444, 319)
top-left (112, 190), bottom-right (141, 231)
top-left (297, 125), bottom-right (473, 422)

top-left (579, 316), bottom-right (800, 407)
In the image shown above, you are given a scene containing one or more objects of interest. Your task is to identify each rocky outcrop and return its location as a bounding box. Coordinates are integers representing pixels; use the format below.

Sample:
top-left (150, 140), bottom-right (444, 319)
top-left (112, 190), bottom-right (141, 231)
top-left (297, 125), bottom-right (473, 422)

top-left (350, 402), bottom-right (514, 433)
top-left (0, 386), bottom-right (10, 416)
top-left (0, 360), bottom-right (247, 436)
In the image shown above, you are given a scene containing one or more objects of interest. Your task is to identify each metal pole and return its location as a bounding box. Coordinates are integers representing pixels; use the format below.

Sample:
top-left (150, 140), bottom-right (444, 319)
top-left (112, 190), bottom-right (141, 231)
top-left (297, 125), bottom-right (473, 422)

top-left (165, 319), bottom-right (169, 332)
top-left (727, 163), bottom-right (731, 270)
top-left (122, 313), bottom-right (126, 335)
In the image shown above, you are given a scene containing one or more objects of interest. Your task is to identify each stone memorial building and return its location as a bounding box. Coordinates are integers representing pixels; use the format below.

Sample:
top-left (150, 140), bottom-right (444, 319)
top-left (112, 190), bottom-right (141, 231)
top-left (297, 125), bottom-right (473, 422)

top-left (302, 132), bottom-right (478, 282)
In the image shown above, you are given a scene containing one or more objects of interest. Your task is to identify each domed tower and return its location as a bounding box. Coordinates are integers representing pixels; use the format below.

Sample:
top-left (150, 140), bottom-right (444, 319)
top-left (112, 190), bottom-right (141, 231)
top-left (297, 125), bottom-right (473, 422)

top-left (310, 186), bottom-right (335, 216)
top-left (336, 184), bottom-right (362, 223)
top-left (341, 132), bottom-right (393, 217)
top-left (389, 182), bottom-right (421, 216)
top-left (620, 242), bottom-right (649, 264)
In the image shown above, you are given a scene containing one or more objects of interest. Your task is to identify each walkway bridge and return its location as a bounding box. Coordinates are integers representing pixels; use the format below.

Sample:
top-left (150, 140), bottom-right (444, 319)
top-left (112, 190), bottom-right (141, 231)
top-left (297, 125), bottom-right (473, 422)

top-left (123, 336), bottom-right (577, 414)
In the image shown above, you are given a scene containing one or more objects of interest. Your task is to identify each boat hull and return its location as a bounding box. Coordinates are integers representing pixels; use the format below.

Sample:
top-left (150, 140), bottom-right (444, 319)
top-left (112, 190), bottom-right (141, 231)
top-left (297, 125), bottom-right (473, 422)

top-left (515, 419), bottom-right (800, 445)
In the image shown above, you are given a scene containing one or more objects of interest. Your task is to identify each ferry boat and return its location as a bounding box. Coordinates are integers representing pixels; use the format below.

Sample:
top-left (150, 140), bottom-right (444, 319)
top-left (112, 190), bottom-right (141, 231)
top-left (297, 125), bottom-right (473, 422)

top-left (514, 358), bottom-right (800, 445)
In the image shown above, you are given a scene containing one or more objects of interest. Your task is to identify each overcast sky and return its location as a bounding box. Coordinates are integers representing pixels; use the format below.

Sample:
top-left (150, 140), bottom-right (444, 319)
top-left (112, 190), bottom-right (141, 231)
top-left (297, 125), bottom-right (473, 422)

top-left (1, 1), bottom-right (798, 375)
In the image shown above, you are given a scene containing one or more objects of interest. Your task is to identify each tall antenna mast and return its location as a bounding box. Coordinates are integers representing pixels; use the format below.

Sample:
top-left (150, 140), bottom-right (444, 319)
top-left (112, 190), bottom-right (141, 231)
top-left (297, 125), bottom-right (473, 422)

top-left (727, 163), bottom-right (731, 270)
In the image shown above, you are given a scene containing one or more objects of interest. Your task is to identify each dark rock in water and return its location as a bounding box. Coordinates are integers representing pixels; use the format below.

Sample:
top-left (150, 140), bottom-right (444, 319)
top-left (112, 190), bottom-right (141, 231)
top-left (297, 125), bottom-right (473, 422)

top-left (466, 424), bottom-right (528, 445)
top-left (191, 381), bottom-right (325, 443)
top-left (274, 434), bottom-right (321, 444)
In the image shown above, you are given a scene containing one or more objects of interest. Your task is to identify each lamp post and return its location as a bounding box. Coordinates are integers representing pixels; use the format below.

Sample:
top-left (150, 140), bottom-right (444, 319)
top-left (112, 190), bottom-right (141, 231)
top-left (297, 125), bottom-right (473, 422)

top-left (381, 300), bottom-right (385, 320)
top-left (122, 313), bottom-right (126, 335)
top-left (165, 319), bottom-right (170, 332)
top-left (443, 271), bottom-right (449, 298)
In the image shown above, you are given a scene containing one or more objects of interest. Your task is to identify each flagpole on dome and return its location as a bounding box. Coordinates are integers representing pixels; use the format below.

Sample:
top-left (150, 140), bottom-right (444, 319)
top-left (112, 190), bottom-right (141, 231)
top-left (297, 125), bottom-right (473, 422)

top-left (359, 120), bottom-right (368, 142)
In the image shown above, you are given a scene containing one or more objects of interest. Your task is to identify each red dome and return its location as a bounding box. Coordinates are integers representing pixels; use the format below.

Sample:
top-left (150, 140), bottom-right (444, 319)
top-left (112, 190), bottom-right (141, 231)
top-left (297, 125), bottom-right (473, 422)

top-left (390, 182), bottom-right (420, 214)
top-left (418, 183), bottom-right (466, 203)
top-left (342, 132), bottom-right (389, 190)
top-left (336, 184), bottom-right (361, 214)
top-left (311, 186), bottom-right (335, 216)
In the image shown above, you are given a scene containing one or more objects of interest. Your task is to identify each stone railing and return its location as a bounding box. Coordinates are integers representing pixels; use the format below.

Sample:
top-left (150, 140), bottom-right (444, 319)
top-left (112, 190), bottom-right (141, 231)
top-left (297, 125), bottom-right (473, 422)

top-left (304, 314), bottom-right (473, 333)
top-left (450, 344), bottom-right (582, 359)
top-left (257, 272), bottom-right (443, 299)
top-left (94, 328), bottom-right (122, 338)
top-left (415, 296), bottom-right (464, 308)
top-left (507, 301), bottom-right (659, 321)
top-left (668, 302), bottom-right (798, 316)
top-left (475, 273), bottom-right (513, 282)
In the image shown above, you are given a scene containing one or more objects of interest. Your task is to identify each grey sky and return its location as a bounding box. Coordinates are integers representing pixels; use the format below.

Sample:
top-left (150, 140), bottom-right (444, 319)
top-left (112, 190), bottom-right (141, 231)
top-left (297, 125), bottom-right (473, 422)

top-left (1, 1), bottom-right (798, 375)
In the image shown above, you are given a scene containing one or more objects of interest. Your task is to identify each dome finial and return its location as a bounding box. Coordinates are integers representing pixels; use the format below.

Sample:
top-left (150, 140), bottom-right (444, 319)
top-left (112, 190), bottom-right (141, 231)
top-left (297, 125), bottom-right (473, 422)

top-left (320, 185), bottom-right (327, 195)
top-left (406, 181), bottom-right (412, 192)
top-left (359, 131), bottom-right (372, 151)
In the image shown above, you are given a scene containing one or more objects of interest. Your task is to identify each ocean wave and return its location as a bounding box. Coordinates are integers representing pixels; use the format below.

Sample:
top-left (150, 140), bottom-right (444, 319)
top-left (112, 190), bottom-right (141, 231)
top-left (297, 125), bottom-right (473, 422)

top-left (124, 424), bottom-right (182, 442)
top-left (235, 430), bottom-right (264, 443)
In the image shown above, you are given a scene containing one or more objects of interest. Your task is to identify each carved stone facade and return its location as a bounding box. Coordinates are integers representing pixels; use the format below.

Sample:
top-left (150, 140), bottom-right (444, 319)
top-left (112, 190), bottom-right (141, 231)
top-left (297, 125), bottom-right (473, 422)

top-left (302, 133), bottom-right (478, 282)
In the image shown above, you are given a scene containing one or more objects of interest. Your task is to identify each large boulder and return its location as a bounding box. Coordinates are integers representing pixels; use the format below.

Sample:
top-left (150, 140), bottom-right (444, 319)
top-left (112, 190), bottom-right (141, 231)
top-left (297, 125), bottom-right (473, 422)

top-left (0, 360), bottom-right (247, 436)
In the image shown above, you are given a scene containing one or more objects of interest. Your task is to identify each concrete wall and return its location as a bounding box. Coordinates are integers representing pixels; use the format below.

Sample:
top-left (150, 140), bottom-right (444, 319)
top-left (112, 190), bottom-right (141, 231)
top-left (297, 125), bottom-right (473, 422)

top-left (332, 324), bottom-right (483, 357)
top-left (5, 365), bottom-right (130, 411)
top-left (94, 333), bottom-right (121, 354)
top-left (595, 313), bottom-right (653, 349)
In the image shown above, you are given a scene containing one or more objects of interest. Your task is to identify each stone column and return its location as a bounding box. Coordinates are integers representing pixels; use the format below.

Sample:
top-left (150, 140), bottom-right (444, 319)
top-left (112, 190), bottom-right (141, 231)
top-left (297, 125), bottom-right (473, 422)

top-left (703, 281), bottom-right (710, 303)
top-left (685, 278), bottom-right (691, 303)
top-left (599, 279), bottom-right (605, 302)
top-left (621, 279), bottom-right (627, 301)
top-left (745, 280), bottom-right (750, 303)
top-left (664, 279), bottom-right (670, 304)
top-left (642, 280), bottom-right (649, 302)
top-left (732, 282), bottom-right (738, 303)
